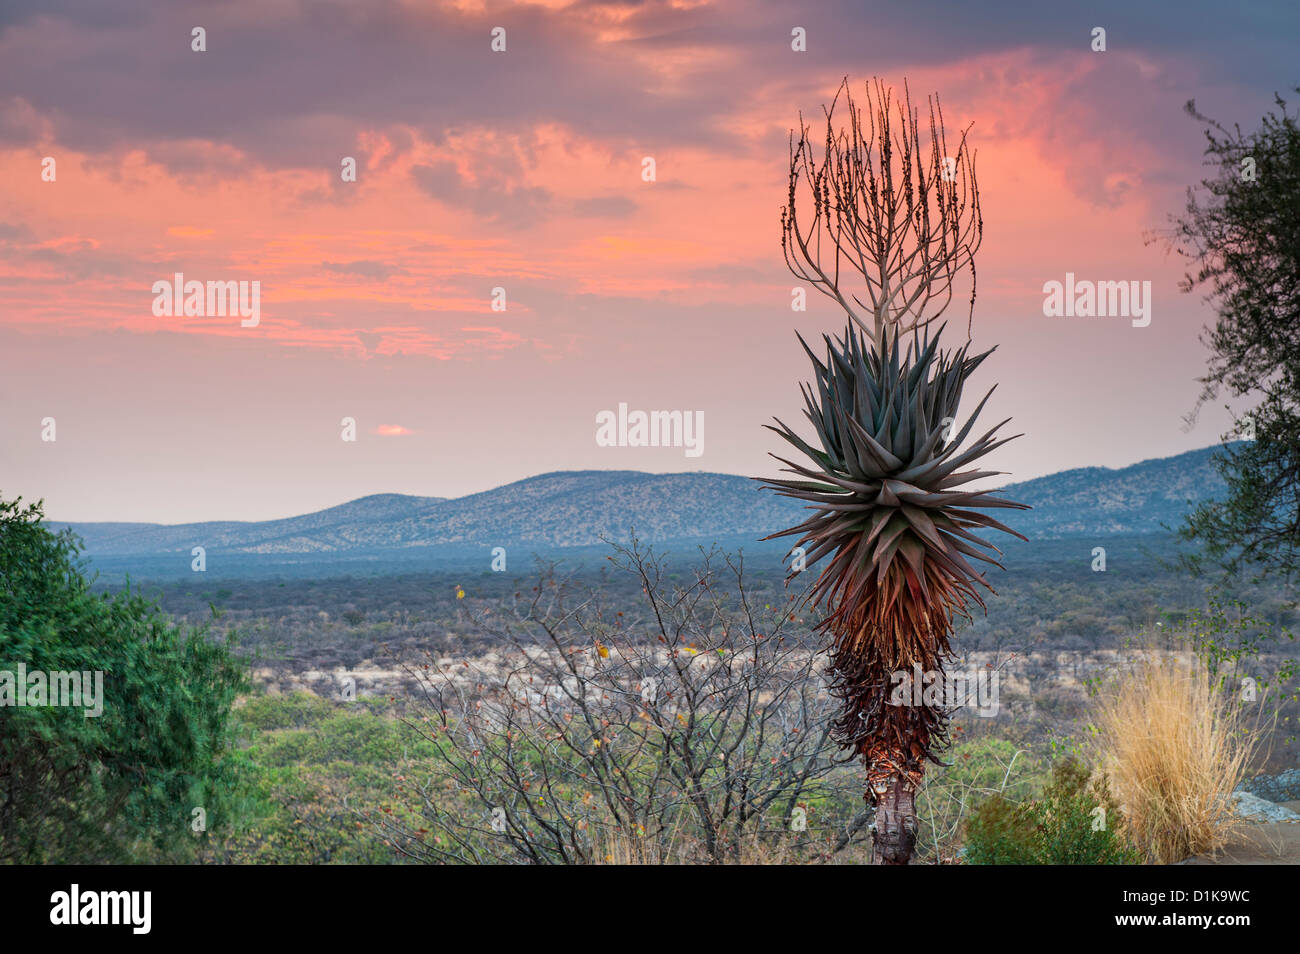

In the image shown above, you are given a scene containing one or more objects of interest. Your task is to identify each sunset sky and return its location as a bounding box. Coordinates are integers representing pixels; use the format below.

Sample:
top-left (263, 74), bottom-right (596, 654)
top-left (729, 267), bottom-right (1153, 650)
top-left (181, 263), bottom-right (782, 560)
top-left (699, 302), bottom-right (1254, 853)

top-left (2, 0), bottom-right (1296, 523)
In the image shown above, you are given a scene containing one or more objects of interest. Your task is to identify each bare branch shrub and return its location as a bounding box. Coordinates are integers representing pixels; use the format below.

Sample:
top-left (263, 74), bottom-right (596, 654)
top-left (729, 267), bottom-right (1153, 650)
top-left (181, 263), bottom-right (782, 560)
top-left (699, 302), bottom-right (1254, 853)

top-left (377, 541), bottom-right (870, 864)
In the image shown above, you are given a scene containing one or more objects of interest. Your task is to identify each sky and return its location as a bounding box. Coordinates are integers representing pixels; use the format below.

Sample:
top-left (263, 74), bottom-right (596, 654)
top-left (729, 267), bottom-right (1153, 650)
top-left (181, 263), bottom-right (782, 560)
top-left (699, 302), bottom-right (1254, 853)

top-left (1, 0), bottom-right (1296, 523)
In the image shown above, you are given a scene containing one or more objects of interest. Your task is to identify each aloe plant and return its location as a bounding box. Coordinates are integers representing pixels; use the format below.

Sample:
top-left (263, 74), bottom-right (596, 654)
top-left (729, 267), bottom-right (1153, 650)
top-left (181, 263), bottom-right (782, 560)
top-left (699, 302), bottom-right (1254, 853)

top-left (767, 78), bottom-right (1028, 863)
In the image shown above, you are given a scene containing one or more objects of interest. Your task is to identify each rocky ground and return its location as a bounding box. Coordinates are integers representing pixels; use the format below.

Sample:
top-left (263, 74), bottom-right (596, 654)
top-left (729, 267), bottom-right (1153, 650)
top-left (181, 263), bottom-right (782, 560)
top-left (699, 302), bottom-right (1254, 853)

top-left (1183, 771), bottom-right (1300, 865)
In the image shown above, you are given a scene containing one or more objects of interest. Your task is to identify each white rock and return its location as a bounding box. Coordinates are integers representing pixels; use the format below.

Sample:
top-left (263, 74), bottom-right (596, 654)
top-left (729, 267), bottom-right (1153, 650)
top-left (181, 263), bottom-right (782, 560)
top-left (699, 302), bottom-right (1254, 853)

top-left (1231, 790), bottom-right (1300, 823)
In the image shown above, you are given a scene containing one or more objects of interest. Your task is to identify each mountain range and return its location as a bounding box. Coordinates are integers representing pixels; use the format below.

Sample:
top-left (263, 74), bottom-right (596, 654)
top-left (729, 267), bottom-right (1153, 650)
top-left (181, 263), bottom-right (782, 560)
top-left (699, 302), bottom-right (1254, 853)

top-left (55, 445), bottom-right (1230, 561)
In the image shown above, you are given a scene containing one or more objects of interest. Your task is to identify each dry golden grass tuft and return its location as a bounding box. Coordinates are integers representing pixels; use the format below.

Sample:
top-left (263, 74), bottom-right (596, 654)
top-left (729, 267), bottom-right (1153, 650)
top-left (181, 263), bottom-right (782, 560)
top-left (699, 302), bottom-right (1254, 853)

top-left (1095, 650), bottom-right (1259, 864)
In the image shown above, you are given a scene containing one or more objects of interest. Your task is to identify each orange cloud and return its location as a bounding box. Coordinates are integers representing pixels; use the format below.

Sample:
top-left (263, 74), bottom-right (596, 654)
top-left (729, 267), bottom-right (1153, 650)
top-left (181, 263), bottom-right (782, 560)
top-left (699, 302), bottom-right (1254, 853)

top-left (167, 226), bottom-right (215, 238)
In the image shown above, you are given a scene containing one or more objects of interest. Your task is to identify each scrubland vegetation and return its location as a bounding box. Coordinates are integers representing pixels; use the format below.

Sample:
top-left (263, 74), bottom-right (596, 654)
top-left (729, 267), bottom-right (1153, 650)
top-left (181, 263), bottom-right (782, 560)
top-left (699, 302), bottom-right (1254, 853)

top-left (6, 493), bottom-right (1298, 864)
top-left (179, 541), bottom-right (1300, 865)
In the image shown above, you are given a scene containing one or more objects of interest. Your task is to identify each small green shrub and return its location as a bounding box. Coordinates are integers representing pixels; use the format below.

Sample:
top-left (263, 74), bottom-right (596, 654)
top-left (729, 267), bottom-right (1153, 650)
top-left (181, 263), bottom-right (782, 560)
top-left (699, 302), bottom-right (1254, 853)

top-left (964, 758), bottom-right (1138, 865)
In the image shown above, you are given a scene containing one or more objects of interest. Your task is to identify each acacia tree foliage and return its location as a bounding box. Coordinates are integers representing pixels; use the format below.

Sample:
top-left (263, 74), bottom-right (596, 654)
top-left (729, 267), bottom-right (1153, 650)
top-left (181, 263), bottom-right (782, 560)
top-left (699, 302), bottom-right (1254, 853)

top-left (1163, 90), bottom-right (1300, 584)
top-left (0, 495), bottom-right (246, 862)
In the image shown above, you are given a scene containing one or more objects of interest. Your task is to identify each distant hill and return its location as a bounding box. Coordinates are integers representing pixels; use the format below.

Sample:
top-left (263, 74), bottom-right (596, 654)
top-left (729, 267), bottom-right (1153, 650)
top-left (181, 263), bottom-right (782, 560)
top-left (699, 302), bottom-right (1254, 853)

top-left (60, 492), bottom-right (448, 554)
top-left (56, 472), bottom-right (799, 556)
top-left (55, 445), bottom-right (1233, 561)
top-left (1000, 444), bottom-right (1232, 538)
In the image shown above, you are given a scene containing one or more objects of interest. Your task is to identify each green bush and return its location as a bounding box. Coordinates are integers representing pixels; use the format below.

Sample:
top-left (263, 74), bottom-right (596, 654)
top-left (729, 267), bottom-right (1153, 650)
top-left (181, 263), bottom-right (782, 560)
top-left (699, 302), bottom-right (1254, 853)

top-left (964, 758), bottom-right (1138, 865)
top-left (206, 694), bottom-right (435, 863)
top-left (0, 495), bottom-right (246, 863)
